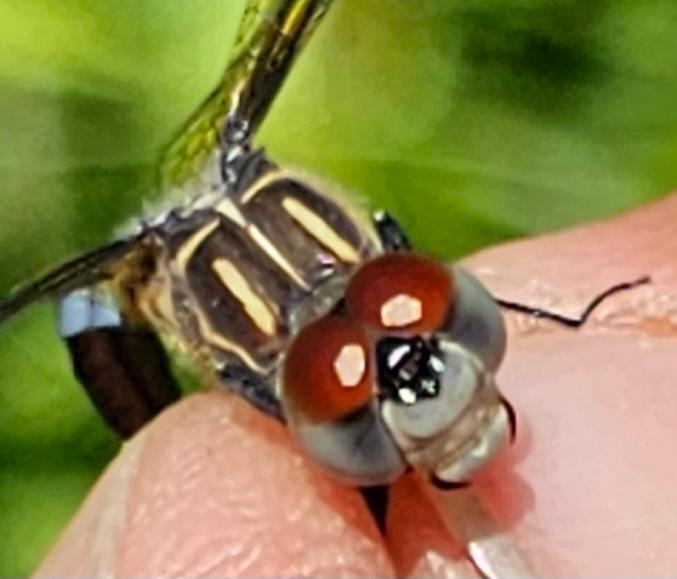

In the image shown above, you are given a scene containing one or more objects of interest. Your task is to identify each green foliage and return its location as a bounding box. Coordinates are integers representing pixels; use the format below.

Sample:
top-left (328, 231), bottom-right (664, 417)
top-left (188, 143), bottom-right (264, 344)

top-left (0, 0), bottom-right (675, 574)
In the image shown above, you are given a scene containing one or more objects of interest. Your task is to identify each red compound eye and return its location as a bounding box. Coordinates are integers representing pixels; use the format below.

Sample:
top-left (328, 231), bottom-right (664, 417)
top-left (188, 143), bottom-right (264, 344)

top-left (345, 253), bottom-right (454, 333)
top-left (282, 316), bottom-right (374, 422)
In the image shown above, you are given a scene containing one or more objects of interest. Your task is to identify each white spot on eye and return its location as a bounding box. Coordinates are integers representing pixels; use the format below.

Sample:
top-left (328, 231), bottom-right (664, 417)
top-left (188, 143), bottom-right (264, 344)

top-left (381, 293), bottom-right (423, 328)
top-left (429, 355), bottom-right (445, 373)
top-left (388, 344), bottom-right (411, 367)
top-left (333, 343), bottom-right (366, 387)
top-left (399, 387), bottom-right (417, 404)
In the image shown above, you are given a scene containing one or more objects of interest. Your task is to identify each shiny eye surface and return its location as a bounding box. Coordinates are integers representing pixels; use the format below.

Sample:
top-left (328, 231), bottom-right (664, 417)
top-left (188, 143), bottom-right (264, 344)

top-left (443, 267), bottom-right (506, 372)
top-left (286, 403), bottom-right (406, 486)
top-left (281, 315), bottom-right (406, 485)
top-left (345, 253), bottom-right (454, 333)
top-left (282, 316), bottom-right (373, 422)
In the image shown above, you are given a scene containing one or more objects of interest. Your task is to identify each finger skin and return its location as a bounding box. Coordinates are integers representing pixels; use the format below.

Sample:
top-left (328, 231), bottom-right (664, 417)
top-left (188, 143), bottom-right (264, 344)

top-left (34, 390), bottom-right (393, 578)
top-left (387, 194), bottom-right (677, 576)
top-left (386, 475), bottom-right (478, 578)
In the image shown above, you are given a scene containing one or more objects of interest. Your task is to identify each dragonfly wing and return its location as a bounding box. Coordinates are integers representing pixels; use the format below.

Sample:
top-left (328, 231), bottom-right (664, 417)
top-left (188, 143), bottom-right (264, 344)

top-left (0, 234), bottom-right (147, 325)
top-left (159, 0), bottom-right (335, 189)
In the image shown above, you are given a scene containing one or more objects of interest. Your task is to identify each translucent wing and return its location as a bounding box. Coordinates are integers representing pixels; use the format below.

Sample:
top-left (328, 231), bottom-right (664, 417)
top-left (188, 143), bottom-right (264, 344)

top-left (0, 234), bottom-right (146, 325)
top-left (160, 0), bottom-right (335, 188)
top-left (0, 1), bottom-right (336, 325)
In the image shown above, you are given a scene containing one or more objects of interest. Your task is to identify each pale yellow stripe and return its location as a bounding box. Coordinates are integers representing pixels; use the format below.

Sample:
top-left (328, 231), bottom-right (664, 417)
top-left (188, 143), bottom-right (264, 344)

top-left (211, 258), bottom-right (277, 337)
top-left (215, 193), bottom-right (309, 290)
top-left (246, 224), bottom-right (310, 290)
top-left (194, 308), bottom-right (266, 374)
top-left (215, 197), bottom-right (248, 227)
top-left (168, 214), bottom-right (269, 373)
top-left (240, 171), bottom-right (284, 204)
top-left (281, 196), bottom-right (360, 263)
top-left (174, 219), bottom-right (220, 274)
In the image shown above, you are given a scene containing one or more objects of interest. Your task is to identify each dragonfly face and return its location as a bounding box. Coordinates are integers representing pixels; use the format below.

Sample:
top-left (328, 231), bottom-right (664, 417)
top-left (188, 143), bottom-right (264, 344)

top-left (1, 0), bottom-right (514, 488)
top-left (281, 253), bottom-right (509, 486)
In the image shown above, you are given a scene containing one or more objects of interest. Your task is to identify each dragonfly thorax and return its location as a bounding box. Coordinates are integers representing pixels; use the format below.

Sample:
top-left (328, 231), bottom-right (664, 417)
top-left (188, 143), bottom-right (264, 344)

top-left (135, 169), bottom-right (380, 380)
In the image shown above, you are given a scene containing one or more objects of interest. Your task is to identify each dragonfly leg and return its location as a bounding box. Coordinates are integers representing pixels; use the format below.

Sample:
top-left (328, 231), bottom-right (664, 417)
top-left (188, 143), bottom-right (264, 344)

top-left (495, 276), bottom-right (650, 329)
top-left (372, 210), bottom-right (412, 252)
top-left (58, 285), bottom-right (181, 438)
top-left (219, 365), bottom-right (284, 422)
top-left (360, 484), bottom-right (390, 534)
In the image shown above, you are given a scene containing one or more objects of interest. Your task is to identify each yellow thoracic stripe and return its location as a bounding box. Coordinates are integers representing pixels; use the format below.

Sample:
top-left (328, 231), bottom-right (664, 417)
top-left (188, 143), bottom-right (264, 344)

top-left (168, 215), bottom-right (272, 372)
top-left (281, 196), bottom-right (360, 263)
top-left (246, 224), bottom-right (311, 290)
top-left (240, 171), bottom-right (284, 204)
top-left (174, 219), bottom-right (220, 275)
top-left (216, 195), bottom-right (310, 290)
top-left (193, 306), bottom-right (266, 374)
top-left (211, 258), bottom-right (278, 336)
top-left (215, 197), bottom-right (248, 227)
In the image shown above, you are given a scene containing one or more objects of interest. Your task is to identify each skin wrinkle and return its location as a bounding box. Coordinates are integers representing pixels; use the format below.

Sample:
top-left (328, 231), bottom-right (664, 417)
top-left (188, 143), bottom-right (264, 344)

top-left (171, 534), bottom-right (262, 578)
top-left (411, 550), bottom-right (478, 578)
top-left (128, 395), bottom-right (263, 576)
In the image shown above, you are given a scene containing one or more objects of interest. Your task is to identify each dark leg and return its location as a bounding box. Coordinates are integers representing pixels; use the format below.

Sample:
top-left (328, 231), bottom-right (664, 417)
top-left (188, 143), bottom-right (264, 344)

top-left (58, 286), bottom-right (181, 438)
top-left (429, 475), bottom-right (471, 491)
top-left (495, 276), bottom-right (650, 329)
top-left (220, 365), bottom-right (284, 421)
top-left (372, 210), bottom-right (411, 252)
top-left (501, 396), bottom-right (517, 442)
top-left (361, 485), bottom-right (390, 534)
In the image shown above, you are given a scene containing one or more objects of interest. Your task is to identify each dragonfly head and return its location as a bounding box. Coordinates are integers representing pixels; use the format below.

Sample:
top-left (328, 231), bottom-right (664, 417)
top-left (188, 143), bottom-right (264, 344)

top-left (279, 252), bottom-right (512, 486)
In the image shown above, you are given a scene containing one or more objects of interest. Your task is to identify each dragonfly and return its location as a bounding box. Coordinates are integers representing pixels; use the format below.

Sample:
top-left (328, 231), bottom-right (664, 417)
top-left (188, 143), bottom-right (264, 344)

top-left (0, 0), bottom-right (647, 534)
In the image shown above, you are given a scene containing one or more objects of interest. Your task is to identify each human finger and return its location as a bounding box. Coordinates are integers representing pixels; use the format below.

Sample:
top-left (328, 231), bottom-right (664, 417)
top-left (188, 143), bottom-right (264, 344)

top-left (34, 389), bottom-right (394, 578)
top-left (388, 194), bottom-right (677, 577)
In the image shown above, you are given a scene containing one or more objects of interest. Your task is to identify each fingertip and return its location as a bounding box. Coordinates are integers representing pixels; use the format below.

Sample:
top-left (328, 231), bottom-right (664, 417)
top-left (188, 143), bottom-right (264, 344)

top-left (36, 389), bottom-right (394, 578)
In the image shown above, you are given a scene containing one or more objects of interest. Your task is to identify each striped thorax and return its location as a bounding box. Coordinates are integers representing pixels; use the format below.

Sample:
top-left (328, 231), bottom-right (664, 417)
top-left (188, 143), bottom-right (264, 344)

top-left (136, 163), bottom-right (380, 382)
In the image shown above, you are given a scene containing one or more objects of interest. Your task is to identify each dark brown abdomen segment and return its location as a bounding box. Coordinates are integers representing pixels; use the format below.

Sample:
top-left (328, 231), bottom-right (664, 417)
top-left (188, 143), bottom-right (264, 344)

top-left (65, 328), bottom-right (180, 437)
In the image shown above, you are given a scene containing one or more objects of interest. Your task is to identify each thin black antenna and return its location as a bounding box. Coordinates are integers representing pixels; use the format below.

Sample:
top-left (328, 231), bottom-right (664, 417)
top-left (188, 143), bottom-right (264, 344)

top-left (496, 276), bottom-right (650, 328)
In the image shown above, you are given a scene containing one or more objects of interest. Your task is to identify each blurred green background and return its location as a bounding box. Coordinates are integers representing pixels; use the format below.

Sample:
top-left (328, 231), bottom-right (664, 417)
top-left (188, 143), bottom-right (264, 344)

top-left (0, 0), bottom-right (676, 574)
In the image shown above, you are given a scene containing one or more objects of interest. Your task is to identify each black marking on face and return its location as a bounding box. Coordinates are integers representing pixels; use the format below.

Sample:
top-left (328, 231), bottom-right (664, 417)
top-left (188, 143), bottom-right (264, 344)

top-left (375, 336), bottom-right (444, 405)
